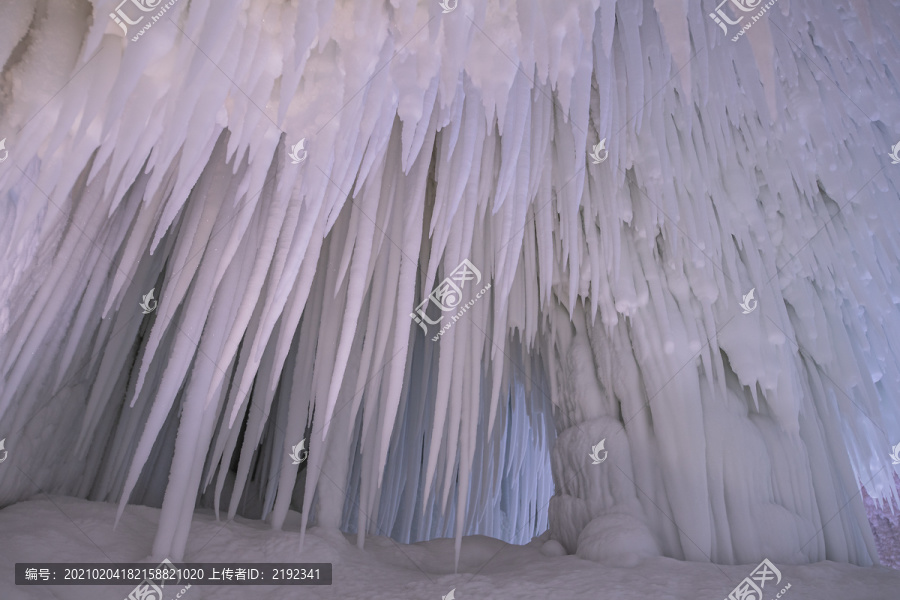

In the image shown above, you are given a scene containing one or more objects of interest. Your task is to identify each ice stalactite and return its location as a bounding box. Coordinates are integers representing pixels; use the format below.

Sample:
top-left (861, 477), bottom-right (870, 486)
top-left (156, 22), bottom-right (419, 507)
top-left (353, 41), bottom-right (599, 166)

top-left (0, 0), bottom-right (899, 572)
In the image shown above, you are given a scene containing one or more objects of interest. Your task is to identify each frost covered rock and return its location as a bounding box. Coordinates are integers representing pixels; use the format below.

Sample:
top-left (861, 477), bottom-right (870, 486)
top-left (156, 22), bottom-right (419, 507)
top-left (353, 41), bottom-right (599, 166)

top-left (548, 495), bottom-right (591, 555)
top-left (575, 509), bottom-right (661, 567)
top-left (539, 539), bottom-right (567, 557)
top-left (862, 477), bottom-right (900, 569)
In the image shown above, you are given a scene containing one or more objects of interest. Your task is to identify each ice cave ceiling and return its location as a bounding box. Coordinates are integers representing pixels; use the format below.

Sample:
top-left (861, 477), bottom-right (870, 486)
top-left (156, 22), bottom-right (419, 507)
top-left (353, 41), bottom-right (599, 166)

top-left (0, 0), bottom-right (899, 574)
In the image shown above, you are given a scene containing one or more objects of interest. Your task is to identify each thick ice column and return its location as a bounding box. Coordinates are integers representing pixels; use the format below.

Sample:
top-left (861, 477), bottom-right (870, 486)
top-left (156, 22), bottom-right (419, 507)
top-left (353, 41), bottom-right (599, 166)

top-left (543, 276), bottom-right (882, 566)
top-left (544, 301), bottom-right (661, 566)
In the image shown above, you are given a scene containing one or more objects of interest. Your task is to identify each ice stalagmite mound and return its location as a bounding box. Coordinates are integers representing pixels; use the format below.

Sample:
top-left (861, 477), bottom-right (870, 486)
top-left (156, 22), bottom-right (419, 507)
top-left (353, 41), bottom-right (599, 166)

top-left (0, 0), bottom-right (899, 571)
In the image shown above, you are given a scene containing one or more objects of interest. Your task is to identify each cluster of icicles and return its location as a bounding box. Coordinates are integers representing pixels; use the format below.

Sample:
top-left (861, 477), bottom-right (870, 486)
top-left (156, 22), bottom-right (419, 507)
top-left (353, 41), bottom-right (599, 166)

top-left (0, 0), bottom-right (899, 569)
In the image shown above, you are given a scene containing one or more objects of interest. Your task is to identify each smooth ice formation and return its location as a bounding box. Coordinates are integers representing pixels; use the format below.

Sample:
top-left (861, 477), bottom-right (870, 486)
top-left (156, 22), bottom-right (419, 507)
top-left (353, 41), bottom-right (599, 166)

top-left (0, 0), bottom-right (899, 574)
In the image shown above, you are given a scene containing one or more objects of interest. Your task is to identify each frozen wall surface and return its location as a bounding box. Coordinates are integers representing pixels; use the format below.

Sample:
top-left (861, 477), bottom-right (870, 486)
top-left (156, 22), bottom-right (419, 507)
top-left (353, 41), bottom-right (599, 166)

top-left (0, 0), bottom-right (899, 571)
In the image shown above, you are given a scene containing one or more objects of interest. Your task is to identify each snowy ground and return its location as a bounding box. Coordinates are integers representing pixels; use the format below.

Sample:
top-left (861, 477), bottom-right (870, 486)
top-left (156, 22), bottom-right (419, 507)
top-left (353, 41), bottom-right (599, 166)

top-left (1, 496), bottom-right (898, 600)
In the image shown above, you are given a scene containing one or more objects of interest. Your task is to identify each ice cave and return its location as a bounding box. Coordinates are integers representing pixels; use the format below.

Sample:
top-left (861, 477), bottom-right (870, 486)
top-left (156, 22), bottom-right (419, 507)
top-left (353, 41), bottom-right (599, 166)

top-left (1, 0), bottom-right (900, 598)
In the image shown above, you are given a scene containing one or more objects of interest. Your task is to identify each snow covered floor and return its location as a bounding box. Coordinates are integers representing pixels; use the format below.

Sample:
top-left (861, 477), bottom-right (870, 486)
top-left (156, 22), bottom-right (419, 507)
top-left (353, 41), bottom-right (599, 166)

top-left (0, 496), bottom-right (897, 600)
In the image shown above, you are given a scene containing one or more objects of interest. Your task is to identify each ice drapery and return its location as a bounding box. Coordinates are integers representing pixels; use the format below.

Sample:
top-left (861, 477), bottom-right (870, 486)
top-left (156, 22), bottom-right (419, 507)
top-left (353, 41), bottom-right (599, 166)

top-left (0, 0), bottom-right (899, 570)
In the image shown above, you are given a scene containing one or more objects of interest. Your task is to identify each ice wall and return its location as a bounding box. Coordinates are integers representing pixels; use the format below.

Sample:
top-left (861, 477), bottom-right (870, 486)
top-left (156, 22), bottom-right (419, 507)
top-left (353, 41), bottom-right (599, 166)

top-left (0, 0), bottom-right (899, 569)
